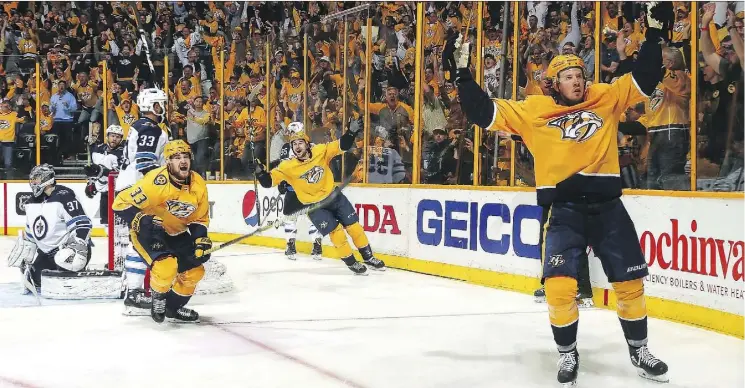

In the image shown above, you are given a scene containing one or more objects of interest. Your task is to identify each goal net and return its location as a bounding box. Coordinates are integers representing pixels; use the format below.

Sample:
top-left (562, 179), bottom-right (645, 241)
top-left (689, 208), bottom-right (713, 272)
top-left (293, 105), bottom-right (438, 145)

top-left (106, 173), bottom-right (234, 295)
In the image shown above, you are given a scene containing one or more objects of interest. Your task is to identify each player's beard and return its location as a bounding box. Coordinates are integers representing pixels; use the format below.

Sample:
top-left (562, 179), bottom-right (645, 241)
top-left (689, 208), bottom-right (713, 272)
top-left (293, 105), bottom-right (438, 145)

top-left (293, 142), bottom-right (310, 161)
top-left (168, 160), bottom-right (191, 183)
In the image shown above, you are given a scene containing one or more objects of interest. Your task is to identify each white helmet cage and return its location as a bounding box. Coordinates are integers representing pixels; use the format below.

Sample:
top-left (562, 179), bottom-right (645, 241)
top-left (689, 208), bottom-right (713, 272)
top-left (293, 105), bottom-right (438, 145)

top-left (137, 88), bottom-right (168, 116)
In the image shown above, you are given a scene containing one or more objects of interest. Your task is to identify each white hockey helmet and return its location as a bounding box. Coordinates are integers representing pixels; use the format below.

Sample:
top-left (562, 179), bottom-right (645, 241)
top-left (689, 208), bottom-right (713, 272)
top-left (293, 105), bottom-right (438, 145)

top-left (287, 122), bottom-right (304, 134)
top-left (137, 88), bottom-right (168, 115)
top-left (106, 124), bottom-right (124, 137)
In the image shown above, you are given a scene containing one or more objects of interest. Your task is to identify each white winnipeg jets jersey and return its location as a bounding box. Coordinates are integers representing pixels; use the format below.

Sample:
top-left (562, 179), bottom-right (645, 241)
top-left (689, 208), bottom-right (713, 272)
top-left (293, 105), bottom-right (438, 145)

top-left (367, 147), bottom-right (406, 183)
top-left (24, 185), bottom-right (92, 253)
top-left (91, 143), bottom-right (126, 192)
top-left (115, 117), bottom-right (168, 192)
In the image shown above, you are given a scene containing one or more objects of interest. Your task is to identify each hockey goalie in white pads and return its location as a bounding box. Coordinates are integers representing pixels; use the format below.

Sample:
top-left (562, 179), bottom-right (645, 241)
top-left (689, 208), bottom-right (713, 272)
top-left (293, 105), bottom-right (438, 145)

top-left (9, 164), bottom-right (122, 299)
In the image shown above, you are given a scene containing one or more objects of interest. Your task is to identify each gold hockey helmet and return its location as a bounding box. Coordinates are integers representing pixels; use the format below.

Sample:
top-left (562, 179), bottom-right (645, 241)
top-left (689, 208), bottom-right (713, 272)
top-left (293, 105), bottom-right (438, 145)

top-left (164, 140), bottom-right (192, 159)
top-left (546, 54), bottom-right (586, 82)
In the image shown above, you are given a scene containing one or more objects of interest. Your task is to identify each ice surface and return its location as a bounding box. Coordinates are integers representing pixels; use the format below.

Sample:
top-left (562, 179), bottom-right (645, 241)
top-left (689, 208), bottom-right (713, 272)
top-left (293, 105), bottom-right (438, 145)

top-left (0, 237), bottom-right (741, 388)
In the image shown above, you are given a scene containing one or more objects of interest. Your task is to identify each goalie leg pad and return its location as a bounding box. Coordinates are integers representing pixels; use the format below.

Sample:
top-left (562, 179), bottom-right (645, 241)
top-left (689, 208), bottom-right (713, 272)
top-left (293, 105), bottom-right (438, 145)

top-left (8, 231), bottom-right (37, 268)
top-left (41, 269), bottom-right (124, 299)
top-left (328, 225), bottom-right (353, 258)
top-left (150, 256), bottom-right (178, 294)
top-left (173, 264), bottom-right (205, 297)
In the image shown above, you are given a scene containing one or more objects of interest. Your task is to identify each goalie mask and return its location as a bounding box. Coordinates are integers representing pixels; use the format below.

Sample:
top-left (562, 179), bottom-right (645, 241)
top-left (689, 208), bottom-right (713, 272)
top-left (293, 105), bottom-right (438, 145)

top-left (29, 164), bottom-right (55, 197)
top-left (137, 88), bottom-right (168, 118)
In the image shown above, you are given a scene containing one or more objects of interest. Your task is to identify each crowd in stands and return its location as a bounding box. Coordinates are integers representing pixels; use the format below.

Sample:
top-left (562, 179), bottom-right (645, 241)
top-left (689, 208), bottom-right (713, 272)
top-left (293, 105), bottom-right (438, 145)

top-left (0, 1), bottom-right (738, 192)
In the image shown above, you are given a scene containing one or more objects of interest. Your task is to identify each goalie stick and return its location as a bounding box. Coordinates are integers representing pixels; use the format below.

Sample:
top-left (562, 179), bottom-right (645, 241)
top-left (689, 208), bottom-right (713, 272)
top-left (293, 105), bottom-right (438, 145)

top-left (204, 179), bottom-right (352, 255)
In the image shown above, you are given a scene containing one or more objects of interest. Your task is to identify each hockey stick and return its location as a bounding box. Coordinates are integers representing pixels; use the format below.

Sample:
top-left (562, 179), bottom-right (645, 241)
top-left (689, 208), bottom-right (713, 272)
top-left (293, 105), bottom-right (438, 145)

top-left (204, 179), bottom-right (352, 255)
top-left (138, 29), bottom-right (159, 89)
top-left (249, 128), bottom-right (260, 225)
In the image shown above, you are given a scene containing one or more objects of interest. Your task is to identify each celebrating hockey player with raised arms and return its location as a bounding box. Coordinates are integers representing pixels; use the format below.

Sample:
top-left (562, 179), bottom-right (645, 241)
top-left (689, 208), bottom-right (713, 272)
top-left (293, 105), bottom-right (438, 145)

top-left (254, 119), bottom-right (384, 275)
top-left (446, 3), bottom-right (672, 387)
top-left (112, 139), bottom-right (210, 324)
top-left (115, 88), bottom-right (170, 315)
top-left (270, 122), bottom-right (323, 261)
top-left (8, 165), bottom-right (92, 294)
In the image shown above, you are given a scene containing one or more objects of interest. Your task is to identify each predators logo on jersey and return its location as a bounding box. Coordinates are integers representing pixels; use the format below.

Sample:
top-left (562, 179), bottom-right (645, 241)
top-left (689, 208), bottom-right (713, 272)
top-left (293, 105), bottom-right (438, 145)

top-left (166, 200), bottom-right (196, 218)
top-left (547, 111), bottom-right (604, 143)
top-left (300, 166), bottom-right (324, 184)
top-left (649, 88), bottom-right (664, 111)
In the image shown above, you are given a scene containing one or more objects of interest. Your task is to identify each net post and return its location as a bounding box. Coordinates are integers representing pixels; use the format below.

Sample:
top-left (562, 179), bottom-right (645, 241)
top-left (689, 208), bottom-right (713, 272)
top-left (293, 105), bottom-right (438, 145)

top-left (107, 172), bottom-right (117, 271)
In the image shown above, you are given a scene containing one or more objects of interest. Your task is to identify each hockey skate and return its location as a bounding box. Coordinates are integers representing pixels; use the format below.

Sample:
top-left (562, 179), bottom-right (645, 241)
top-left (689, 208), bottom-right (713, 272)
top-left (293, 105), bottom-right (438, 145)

top-left (123, 289), bottom-right (152, 316)
top-left (285, 239), bottom-right (297, 260)
top-left (166, 307), bottom-right (200, 323)
top-left (576, 292), bottom-right (594, 308)
top-left (347, 261), bottom-right (368, 275)
top-left (629, 345), bottom-right (669, 383)
top-left (534, 286), bottom-right (545, 303)
top-left (311, 238), bottom-right (323, 260)
top-left (556, 349), bottom-right (579, 387)
top-left (359, 246), bottom-right (385, 271)
top-left (150, 290), bottom-right (167, 323)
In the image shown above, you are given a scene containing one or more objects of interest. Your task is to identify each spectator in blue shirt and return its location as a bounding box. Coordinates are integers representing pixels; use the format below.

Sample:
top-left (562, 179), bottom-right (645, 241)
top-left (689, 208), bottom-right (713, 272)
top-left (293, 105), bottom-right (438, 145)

top-left (49, 80), bottom-right (78, 162)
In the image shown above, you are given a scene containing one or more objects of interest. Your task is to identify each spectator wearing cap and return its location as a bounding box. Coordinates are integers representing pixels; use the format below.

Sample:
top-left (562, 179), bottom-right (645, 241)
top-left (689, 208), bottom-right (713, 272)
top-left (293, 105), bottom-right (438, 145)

top-left (49, 79), bottom-right (77, 160)
top-left (600, 31), bottom-right (620, 82)
top-left (280, 69), bottom-right (304, 119)
top-left (423, 127), bottom-right (453, 184)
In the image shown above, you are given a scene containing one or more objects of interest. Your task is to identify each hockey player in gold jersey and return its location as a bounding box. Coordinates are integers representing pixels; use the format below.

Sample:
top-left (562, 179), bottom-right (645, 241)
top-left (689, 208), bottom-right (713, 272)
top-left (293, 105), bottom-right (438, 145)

top-left (446, 2), bottom-right (672, 386)
top-left (112, 140), bottom-right (211, 323)
top-left (254, 120), bottom-right (385, 275)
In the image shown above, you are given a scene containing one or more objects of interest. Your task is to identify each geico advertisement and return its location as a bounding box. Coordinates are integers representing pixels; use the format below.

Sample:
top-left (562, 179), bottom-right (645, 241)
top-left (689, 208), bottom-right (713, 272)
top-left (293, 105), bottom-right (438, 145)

top-left (411, 189), bottom-right (544, 278)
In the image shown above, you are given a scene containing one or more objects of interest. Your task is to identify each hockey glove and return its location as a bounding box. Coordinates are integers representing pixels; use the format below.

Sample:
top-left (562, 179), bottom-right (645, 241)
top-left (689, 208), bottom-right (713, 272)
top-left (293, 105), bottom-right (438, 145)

top-left (278, 180), bottom-right (289, 194)
top-left (84, 181), bottom-right (97, 198)
top-left (348, 116), bottom-right (363, 134)
top-left (83, 164), bottom-right (110, 179)
top-left (195, 237), bottom-right (213, 263)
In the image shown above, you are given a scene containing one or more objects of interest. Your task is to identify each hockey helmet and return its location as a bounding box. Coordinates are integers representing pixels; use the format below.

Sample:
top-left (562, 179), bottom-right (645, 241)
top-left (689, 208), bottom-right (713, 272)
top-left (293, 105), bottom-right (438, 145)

top-left (287, 121), bottom-right (304, 134)
top-left (106, 124), bottom-right (124, 137)
top-left (29, 164), bottom-right (55, 197)
top-left (137, 88), bottom-right (168, 115)
top-left (288, 130), bottom-right (310, 144)
top-left (546, 54), bottom-right (585, 83)
top-left (164, 140), bottom-right (192, 160)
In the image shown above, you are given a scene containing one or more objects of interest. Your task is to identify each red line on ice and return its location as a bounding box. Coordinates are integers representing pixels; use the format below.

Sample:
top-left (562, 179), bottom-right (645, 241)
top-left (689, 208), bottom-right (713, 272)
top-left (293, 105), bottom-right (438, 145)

top-left (0, 376), bottom-right (41, 388)
top-left (212, 324), bottom-right (367, 388)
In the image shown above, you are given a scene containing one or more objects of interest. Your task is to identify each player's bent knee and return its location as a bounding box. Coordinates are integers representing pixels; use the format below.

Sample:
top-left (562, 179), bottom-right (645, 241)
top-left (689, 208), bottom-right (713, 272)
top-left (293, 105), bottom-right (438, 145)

top-left (329, 225), bottom-right (353, 257)
top-left (173, 265), bottom-right (205, 296)
top-left (545, 276), bottom-right (579, 327)
top-left (344, 223), bottom-right (369, 248)
top-left (150, 256), bottom-right (178, 293)
top-left (612, 278), bottom-right (646, 320)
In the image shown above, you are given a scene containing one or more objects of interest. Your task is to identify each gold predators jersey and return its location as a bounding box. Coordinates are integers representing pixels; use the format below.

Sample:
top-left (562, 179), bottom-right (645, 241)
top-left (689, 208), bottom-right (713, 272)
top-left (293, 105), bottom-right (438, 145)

top-left (487, 73), bottom-right (646, 204)
top-left (269, 141), bottom-right (343, 204)
top-left (112, 166), bottom-right (209, 236)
